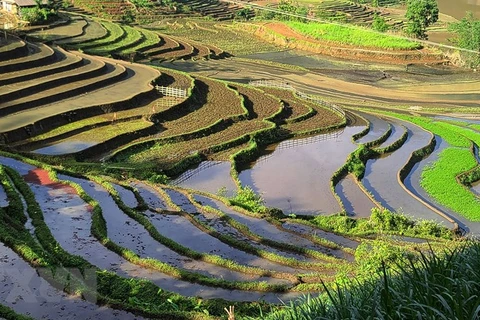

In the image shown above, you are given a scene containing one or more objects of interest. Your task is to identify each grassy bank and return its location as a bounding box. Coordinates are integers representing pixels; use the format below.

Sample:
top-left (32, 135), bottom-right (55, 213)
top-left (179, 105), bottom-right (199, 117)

top-left (285, 21), bottom-right (421, 50)
top-left (255, 241), bottom-right (478, 320)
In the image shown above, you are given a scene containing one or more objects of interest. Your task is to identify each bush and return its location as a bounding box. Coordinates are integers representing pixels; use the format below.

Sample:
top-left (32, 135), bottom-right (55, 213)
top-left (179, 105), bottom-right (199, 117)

top-left (372, 13), bottom-right (389, 32)
top-left (229, 186), bottom-right (266, 213)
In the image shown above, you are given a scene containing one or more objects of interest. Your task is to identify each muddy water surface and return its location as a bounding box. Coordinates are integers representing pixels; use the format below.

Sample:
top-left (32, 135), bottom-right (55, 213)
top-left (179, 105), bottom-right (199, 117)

top-left (145, 210), bottom-right (300, 275)
top-left (131, 181), bottom-right (170, 210)
top-left (0, 242), bottom-right (141, 320)
top-left (335, 175), bottom-right (376, 218)
top-left (33, 141), bottom-right (96, 155)
top-left (112, 183), bottom-right (138, 208)
top-left (355, 112), bottom-right (390, 145)
top-left (67, 177), bottom-right (287, 283)
top-left (0, 185), bottom-right (8, 207)
top-left (194, 195), bottom-right (349, 260)
top-left (377, 122), bottom-right (407, 149)
top-left (57, 176), bottom-right (302, 301)
top-left (172, 161), bottom-right (237, 197)
top-left (362, 121), bottom-right (453, 226)
top-left (239, 126), bottom-right (365, 215)
top-left (193, 194), bottom-right (324, 262)
top-left (472, 180), bottom-right (480, 196)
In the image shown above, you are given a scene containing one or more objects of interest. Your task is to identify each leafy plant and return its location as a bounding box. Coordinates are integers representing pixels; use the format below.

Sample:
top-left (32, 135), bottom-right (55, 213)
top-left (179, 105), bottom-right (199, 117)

top-left (229, 186), bottom-right (266, 213)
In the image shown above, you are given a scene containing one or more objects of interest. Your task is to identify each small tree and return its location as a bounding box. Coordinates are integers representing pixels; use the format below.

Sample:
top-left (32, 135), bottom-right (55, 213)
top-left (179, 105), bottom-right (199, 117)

top-left (405, 0), bottom-right (438, 39)
top-left (448, 12), bottom-right (480, 67)
top-left (448, 12), bottom-right (480, 52)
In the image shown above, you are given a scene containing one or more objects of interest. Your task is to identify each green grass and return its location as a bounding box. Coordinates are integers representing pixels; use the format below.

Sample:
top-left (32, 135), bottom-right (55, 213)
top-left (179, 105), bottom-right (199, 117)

top-left (122, 28), bottom-right (160, 53)
top-left (355, 109), bottom-right (480, 221)
top-left (89, 25), bottom-right (142, 53)
top-left (421, 148), bottom-right (480, 221)
top-left (285, 21), bottom-right (421, 50)
top-left (80, 21), bottom-right (125, 49)
top-left (254, 241), bottom-right (478, 320)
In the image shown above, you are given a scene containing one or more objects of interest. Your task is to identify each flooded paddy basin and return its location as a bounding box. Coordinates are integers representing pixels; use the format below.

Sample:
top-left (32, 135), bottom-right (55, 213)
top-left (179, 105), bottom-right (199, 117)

top-left (163, 190), bottom-right (322, 263)
top-left (112, 183), bottom-right (138, 208)
top-left (355, 112), bottom-right (390, 145)
top-left (66, 176), bottom-right (288, 284)
top-left (238, 126), bottom-right (365, 215)
top-left (404, 137), bottom-right (480, 235)
top-left (32, 141), bottom-right (96, 155)
top-left (362, 119), bottom-right (454, 226)
top-left (131, 181), bottom-right (171, 210)
top-left (335, 174), bottom-right (376, 218)
top-left (193, 195), bottom-right (349, 261)
top-left (172, 161), bottom-right (237, 197)
top-left (0, 242), bottom-right (141, 320)
top-left (0, 184), bottom-right (8, 207)
top-left (144, 209), bottom-right (303, 274)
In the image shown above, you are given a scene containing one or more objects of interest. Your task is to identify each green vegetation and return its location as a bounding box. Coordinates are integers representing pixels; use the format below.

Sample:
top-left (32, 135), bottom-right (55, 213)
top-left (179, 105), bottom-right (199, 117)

top-left (308, 207), bottom-right (452, 239)
top-left (405, 0), bottom-right (439, 39)
top-left (357, 110), bottom-right (480, 221)
top-left (422, 148), bottom-right (480, 220)
top-left (448, 12), bottom-right (480, 67)
top-left (20, 0), bottom-right (59, 25)
top-left (229, 186), bottom-right (267, 213)
top-left (256, 242), bottom-right (479, 320)
top-left (285, 21), bottom-right (421, 49)
top-left (372, 13), bottom-right (389, 32)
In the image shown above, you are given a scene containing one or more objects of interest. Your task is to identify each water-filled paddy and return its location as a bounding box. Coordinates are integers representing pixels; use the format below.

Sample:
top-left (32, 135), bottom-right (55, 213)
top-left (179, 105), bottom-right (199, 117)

top-left (239, 126), bottom-right (364, 215)
top-left (33, 141), bottom-right (96, 155)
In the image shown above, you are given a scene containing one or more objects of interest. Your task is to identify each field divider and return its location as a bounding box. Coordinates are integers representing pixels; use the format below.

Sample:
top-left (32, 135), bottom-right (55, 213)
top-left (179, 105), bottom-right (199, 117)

top-left (80, 175), bottom-right (303, 292)
top-left (144, 182), bottom-right (342, 273)
top-left (355, 109), bottom-right (464, 230)
top-left (185, 188), bottom-right (353, 253)
top-left (182, 189), bottom-right (346, 264)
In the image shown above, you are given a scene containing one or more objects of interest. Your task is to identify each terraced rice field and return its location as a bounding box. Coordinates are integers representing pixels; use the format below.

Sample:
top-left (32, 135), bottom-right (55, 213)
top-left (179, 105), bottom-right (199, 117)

top-left (0, 8), bottom-right (479, 319)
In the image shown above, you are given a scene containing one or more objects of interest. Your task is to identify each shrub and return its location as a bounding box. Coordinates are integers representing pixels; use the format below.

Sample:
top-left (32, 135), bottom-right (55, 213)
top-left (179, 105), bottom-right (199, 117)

top-left (229, 186), bottom-right (267, 213)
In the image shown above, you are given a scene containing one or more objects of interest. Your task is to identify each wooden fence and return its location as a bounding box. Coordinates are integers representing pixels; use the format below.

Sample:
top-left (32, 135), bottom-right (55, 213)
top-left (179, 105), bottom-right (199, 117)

top-left (155, 85), bottom-right (188, 98)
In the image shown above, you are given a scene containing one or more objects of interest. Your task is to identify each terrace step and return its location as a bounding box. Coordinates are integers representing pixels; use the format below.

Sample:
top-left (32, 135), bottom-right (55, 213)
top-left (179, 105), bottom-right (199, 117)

top-left (0, 57), bottom-right (160, 135)
top-left (167, 190), bottom-right (328, 265)
top-left (0, 46), bottom-right (83, 86)
top-left (78, 21), bottom-right (127, 50)
top-left (57, 18), bottom-right (108, 45)
top-left (0, 55), bottom-right (128, 117)
top-left (28, 16), bottom-right (88, 42)
top-left (0, 52), bottom-right (109, 102)
top-left (87, 25), bottom-right (145, 55)
top-left (190, 194), bottom-right (351, 261)
top-left (0, 38), bottom-right (28, 60)
top-left (0, 42), bottom-right (56, 73)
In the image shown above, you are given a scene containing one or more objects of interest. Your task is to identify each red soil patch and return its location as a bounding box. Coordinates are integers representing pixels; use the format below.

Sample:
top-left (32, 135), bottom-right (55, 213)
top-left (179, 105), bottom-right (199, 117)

top-left (23, 169), bottom-right (76, 194)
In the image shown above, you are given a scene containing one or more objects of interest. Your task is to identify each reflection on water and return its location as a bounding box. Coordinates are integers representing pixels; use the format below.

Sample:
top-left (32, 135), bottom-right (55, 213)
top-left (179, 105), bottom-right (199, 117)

top-left (173, 161), bottom-right (237, 197)
top-left (239, 126), bottom-right (364, 215)
top-left (33, 141), bottom-right (96, 155)
top-left (472, 180), bottom-right (480, 196)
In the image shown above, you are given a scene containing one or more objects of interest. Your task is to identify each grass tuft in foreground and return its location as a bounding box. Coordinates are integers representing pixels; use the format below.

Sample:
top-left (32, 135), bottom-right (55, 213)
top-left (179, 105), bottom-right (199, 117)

top-left (254, 241), bottom-right (480, 320)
